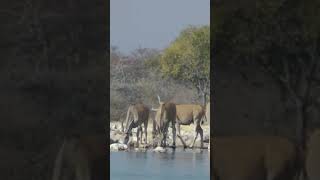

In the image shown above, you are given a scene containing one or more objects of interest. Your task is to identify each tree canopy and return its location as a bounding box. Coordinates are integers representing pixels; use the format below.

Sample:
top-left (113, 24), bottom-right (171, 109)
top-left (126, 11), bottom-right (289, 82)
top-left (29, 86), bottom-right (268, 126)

top-left (160, 25), bottom-right (210, 104)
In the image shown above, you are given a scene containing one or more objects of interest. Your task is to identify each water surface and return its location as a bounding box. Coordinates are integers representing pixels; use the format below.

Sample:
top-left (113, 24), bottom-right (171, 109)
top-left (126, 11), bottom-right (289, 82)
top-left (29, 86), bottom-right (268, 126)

top-left (110, 150), bottom-right (209, 180)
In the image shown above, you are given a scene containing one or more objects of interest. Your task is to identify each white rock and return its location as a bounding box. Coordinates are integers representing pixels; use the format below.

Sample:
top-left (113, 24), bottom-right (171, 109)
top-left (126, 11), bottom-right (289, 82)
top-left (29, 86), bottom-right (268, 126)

top-left (132, 137), bottom-right (137, 142)
top-left (110, 143), bottom-right (128, 151)
top-left (153, 146), bottom-right (167, 153)
top-left (118, 139), bottom-right (124, 144)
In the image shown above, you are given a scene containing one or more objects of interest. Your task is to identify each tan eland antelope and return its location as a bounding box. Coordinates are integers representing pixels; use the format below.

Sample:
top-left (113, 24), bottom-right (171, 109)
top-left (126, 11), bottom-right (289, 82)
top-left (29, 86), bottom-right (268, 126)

top-left (175, 103), bottom-right (206, 148)
top-left (123, 103), bottom-right (149, 146)
top-left (212, 136), bottom-right (301, 180)
top-left (151, 96), bottom-right (177, 148)
top-left (52, 134), bottom-right (107, 180)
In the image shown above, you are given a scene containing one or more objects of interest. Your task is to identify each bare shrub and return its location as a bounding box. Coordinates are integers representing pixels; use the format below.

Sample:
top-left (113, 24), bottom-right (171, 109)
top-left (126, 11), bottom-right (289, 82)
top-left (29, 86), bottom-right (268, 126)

top-left (110, 48), bottom-right (206, 122)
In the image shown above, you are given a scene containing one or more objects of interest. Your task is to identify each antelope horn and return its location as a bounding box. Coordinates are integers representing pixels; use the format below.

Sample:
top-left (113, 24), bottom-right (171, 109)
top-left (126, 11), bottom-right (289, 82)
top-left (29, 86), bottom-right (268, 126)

top-left (157, 95), bottom-right (161, 104)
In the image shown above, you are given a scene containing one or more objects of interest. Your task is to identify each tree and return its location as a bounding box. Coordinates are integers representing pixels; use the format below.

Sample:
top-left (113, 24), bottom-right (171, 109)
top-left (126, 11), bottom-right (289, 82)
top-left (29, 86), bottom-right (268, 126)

top-left (160, 25), bottom-right (210, 105)
top-left (256, 3), bottom-right (320, 150)
top-left (213, 0), bottom-right (320, 150)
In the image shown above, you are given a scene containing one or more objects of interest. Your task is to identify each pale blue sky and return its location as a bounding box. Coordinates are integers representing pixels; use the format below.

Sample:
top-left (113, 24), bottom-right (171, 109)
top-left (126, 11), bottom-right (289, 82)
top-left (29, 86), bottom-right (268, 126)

top-left (111, 0), bottom-right (210, 54)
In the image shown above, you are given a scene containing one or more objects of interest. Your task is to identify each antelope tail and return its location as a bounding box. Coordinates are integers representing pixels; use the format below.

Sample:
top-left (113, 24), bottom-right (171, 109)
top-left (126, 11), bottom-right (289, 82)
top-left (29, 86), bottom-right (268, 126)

top-left (52, 139), bottom-right (67, 180)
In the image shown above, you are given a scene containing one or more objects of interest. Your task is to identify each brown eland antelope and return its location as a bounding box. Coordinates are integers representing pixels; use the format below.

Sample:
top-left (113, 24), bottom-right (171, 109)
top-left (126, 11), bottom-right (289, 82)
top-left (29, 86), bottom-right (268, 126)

top-left (151, 96), bottom-right (177, 148)
top-left (175, 104), bottom-right (206, 148)
top-left (306, 129), bottom-right (320, 180)
top-left (212, 136), bottom-right (301, 180)
top-left (52, 134), bottom-right (107, 180)
top-left (123, 103), bottom-right (149, 146)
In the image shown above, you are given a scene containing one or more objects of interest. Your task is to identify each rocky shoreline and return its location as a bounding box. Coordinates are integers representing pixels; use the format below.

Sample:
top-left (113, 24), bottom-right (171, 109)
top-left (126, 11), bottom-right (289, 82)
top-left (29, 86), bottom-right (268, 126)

top-left (110, 121), bottom-right (210, 152)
